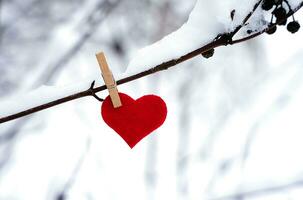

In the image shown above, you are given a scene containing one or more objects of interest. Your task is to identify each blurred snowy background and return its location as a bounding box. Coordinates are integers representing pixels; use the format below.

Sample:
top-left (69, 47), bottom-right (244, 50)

top-left (1, 0), bottom-right (303, 199)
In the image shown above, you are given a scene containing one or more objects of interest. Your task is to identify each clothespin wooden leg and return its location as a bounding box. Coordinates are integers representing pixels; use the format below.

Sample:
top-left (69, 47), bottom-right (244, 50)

top-left (96, 52), bottom-right (122, 108)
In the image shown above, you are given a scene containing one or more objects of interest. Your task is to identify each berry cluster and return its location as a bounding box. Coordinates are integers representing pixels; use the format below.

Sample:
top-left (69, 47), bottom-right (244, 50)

top-left (262, 0), bottom-right (300, 34)
top-left (202, 0), bottom-right (300, 59)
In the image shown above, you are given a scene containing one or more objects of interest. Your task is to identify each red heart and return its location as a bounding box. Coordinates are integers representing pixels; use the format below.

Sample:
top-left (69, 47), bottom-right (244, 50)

top-left (101, 93), bottom-right (167, 148)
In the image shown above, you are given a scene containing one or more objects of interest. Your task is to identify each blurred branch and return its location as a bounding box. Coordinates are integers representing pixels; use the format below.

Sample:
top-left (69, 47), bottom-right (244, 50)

top-left (0, 0), bottom-right (41, 35)
top-left (176, 80), bottom-right (192, 198)
top-left (0, 0), bottom-right (2, 43)
top-left (1, 0), bottom-right (303, 124)
top-left (56, 135), bottom-right (91, 200)
top-left (38, 0), bottom-right (123, 84)
top-left (0, 0), bottom-right (122, 141)
top-left (209, 179), bottom-right (303, 200)
top-left (241, 52), bottom-right (303, 165)
top-left (0, 0), bottom-right (122, 173)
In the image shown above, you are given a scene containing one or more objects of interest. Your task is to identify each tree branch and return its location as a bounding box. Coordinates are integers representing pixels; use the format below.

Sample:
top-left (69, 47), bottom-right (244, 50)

top-left (1, 0), bottom-right (303, 124)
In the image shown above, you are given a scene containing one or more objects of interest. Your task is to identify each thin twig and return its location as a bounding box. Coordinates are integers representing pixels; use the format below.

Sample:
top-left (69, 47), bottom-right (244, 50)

top-left (231, 0), bottom-right (263, 36)
top-left (1, 1), bottom-right (303, 124)
top-left (89, 81), bottom-right (104, 102)
top-left (231, 2), bottom-right (303, 45)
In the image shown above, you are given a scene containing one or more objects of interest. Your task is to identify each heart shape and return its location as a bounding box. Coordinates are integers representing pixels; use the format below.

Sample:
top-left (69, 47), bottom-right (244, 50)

top-left (101, 93), bottom-right (167, 148)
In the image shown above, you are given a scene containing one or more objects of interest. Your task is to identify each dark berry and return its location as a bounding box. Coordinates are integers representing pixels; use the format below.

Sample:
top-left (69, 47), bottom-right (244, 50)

top-left (273, 7), bottom-right (287, 25)
top-left (278, 19), bottom-right (287, 26)
top-left (287, 21), bottom-right (300, 33)
top-left (266, 24), bottom-right (277, 34)
top-left (262, 0), bottom-right (274, 11)
top-left (274, 0), bottom-right (282, 5)
top-left (273, 7), bottom-right (286, 18)
top-left (201, 49), bottom-right (215, 59)
top-left (247, 29), bottom-right (253, 34)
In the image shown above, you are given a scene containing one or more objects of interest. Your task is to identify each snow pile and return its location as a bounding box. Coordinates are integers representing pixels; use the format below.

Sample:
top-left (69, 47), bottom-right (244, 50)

top-left (125, 0), bottom-right (257, 76)
top-left (0, 76), bottom-right (103, 118)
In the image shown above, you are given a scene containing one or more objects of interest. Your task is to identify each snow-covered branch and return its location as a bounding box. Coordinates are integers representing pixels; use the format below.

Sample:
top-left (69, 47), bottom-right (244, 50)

top-left (0, 0), bottom-right (302, 124)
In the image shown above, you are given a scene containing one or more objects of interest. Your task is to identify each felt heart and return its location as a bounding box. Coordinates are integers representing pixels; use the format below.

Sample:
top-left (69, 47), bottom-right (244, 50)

top-left (101, 93), bottom-right (167, 148)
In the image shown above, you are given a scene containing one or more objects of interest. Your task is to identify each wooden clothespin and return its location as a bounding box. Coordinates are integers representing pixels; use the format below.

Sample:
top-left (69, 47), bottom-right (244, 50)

top-left (96, 52), bottom-right (122, 108)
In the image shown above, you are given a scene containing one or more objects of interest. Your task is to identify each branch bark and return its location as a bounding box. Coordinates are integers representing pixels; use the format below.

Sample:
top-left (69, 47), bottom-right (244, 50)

top-left (1, 0), bottom-right (303, 124)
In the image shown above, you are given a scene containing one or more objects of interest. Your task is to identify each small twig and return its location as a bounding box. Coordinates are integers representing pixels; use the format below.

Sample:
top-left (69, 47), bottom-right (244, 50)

top-left (231, 0), bottom-right (263, 36)
top-left (284, 0), bottom-right (293, 12)
top-left (0, 0), bottom-right (303, 124)
top-left (89, 81), bottom-right (104, 102)
top-left (284, 0), bottom-right (296, 20)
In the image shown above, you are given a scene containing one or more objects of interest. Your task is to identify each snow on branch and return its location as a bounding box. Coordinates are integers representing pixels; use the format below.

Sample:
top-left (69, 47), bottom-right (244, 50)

top-left (0, 0), bottom-right (303, 124)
